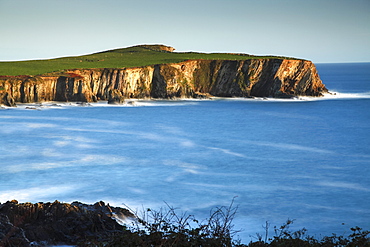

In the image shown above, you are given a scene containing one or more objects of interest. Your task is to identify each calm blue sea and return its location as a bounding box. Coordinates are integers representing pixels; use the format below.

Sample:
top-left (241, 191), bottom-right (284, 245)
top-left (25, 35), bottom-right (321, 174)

top-left (0, 63), bottom-right (369, 242)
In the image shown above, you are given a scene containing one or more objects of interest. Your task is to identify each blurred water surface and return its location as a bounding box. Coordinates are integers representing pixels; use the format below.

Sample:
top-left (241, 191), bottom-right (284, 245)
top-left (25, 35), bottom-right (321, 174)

top-left (0, 63), bottom-right (369, 241)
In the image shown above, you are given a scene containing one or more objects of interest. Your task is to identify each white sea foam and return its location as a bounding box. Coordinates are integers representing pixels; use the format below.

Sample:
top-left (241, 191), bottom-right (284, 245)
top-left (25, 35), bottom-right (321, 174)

top-left (130, 99), bottom-right (199, 107)
top-left (206, 146), bottom-right (246, 158)
top-left (5, 162), bottom-right (69, 173)
top-left (214, 91), bottom-right (370, 102)
top-left (315, 181), bottom-right (370, 192)
top-left (127, 187), bottom-right (147, 195)
top-left (303, 91), bottom-right (370, 101)
top-left (62, 127), bottom-right (196, 149)
top-left (162, 160), bottom-right (205, 182)
top-left (163, 160), bottom-right (205, 176)
top-left (179, 140), bottom-right (196, 147)
top-left (203, 144), bottom-right (298, 162)
top-left (163, 160), bottom-right (205, 170)
top-left (156, 124), bottom-right (188, 136)
top-left (47, 135), bottom-right (99, 149)
top-left (26, 123), bottom-right (57, 128)
top-left (261, 111), bottom-right (316, 120)
top-left (300, 203), bottom-right (369, 215)
top-left (15, 99), bottom-right (199, 108)
top-left (1, 91), bottom-right (369, 111)
top-left (41, 148), bottom-right (63, 157)
top-left (0, 145), bottom-right (32, 158)
top-left (0, 122), bottom-right (59, 134)
top-left (2, 154), bottom-right (128, 173)
top-left (243, 140), bottom-right (334, 154)
top-left (0, 185), bottom-right (78, 203)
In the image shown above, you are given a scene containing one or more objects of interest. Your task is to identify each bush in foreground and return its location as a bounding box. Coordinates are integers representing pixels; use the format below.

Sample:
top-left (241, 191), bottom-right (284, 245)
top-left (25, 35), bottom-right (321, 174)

top-left (80, 199), bottom-right (369, 247)
top-left (98, 200), bottom-right (238, 247)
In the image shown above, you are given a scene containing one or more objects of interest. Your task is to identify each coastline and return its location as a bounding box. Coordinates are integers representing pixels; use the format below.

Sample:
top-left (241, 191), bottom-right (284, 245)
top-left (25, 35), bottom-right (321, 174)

top-left (1, 200), bottom-right (368, 247)
top-left (2, 91), bottom-right (370, 110)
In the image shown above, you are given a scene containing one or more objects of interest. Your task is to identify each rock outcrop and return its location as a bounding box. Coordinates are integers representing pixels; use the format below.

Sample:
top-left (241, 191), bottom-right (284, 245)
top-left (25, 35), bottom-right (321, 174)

top-left (0, 200), bottom-right (134, 246)
top-left (0, 58), bottom-right (327, 106)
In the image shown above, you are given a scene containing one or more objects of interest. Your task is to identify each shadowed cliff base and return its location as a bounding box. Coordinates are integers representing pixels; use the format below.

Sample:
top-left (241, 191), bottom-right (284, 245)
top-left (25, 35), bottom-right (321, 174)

top-left (0, 200), bottom-right (369, 247)
top-left (0, 45), bottom-right (327, 107)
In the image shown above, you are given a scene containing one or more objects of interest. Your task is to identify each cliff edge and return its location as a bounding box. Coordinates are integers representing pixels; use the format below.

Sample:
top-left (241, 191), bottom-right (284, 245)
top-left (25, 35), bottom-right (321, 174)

top-left (0, 46), bottom-right (327, 106)
top-left (0, 200), bottom-right (134, 246)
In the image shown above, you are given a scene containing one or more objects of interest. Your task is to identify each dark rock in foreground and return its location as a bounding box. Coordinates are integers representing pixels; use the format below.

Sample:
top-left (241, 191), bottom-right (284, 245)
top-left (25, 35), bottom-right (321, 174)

top-left (0, 200), bottom-right (134, 246)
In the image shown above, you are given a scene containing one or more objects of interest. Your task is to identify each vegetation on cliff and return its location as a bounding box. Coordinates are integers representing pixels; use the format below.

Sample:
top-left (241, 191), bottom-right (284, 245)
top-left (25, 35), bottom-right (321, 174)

top-left (0, 45), bottom-right (298, 76)
top-left (0, 45), bottom-right (327, 107)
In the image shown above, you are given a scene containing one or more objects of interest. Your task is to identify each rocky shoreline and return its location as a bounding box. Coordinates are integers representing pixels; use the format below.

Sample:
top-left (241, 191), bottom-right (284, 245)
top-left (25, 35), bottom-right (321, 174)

top-left (0, 200), bottom-right (134, 246)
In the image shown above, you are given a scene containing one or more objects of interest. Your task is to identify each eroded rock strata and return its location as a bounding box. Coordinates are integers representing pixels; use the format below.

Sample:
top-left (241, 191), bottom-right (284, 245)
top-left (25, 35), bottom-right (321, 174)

top-left (0, 59), bottom-right (327, 107)
top-left (0, 200), bottom-right (134, 246)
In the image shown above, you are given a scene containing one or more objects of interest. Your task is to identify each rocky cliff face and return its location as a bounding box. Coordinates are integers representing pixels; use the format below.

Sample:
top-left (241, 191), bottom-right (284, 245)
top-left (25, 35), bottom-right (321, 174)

top-left (0, 200), bottom-right (134, 246)
top-left (0, 59), bottom-right (327, 106)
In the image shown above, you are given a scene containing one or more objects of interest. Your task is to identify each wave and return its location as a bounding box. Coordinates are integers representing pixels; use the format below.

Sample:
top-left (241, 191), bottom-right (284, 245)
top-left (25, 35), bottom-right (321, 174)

top-left (302, 91), bottom-right (370, 101)
top-left (220, 91), bottom-right (370, 102)
top-left (2, 91), bottom-right (370, 111)
top-left (1, 100), bottom-right (200, 110)
top-left (327, 91), bottom-right (370, 99)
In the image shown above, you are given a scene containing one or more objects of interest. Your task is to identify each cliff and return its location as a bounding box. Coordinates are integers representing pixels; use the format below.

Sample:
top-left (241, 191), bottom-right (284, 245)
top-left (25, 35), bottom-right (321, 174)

top-left (0, 200), bottom-right (134, 246)
top-left (0, 58), bottom-right (327, 106)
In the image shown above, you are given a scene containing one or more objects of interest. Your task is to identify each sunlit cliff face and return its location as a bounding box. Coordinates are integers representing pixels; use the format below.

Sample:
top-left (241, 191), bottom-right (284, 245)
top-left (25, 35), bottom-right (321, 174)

top-left (0, 59), bottom-right (327, 106)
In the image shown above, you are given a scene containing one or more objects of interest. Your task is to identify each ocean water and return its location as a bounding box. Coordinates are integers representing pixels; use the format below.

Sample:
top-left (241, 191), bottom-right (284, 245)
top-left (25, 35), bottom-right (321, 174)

top-left (0, 63), bottom-right (369, 241)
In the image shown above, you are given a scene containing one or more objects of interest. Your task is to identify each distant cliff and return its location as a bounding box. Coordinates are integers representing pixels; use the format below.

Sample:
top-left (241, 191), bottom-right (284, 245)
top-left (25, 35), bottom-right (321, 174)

top-left (0, 58), bottom-right (327, 106)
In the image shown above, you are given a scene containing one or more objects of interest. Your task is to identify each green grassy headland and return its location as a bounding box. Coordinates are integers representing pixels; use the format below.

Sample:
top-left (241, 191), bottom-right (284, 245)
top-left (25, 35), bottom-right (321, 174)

top-left (0, 45), bottom-right (296, 76)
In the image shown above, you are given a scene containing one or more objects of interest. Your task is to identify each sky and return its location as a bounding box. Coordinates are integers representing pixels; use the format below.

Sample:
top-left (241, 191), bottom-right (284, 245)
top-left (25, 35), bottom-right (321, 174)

top-left (0, 0), bottom-right (369, 63)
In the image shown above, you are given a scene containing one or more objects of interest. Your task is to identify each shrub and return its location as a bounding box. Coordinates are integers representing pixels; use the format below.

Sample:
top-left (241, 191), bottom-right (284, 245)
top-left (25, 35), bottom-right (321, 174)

top-left (104, 199), bottom-right (241, 247)
top-left (78, 199), bottom-right (370, 247)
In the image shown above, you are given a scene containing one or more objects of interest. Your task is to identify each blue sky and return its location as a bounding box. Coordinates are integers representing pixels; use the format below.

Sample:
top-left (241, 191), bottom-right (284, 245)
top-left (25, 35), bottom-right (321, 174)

top-left (1, 0), bottom-right (369, 63)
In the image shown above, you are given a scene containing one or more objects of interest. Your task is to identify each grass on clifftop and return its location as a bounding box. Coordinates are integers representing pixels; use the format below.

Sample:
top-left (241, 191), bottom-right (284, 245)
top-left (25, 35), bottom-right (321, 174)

top-left (0, 45), bottom-right (296, 76)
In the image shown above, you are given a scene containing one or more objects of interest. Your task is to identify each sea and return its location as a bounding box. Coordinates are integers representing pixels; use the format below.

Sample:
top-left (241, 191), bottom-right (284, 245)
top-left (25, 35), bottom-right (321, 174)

top-left (0, 63), bottom-right (369, 243)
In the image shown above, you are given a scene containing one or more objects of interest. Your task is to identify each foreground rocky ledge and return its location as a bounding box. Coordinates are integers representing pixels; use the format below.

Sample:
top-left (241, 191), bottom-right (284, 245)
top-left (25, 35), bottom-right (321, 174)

top-left (0, 200), bottom-right (134, 246)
